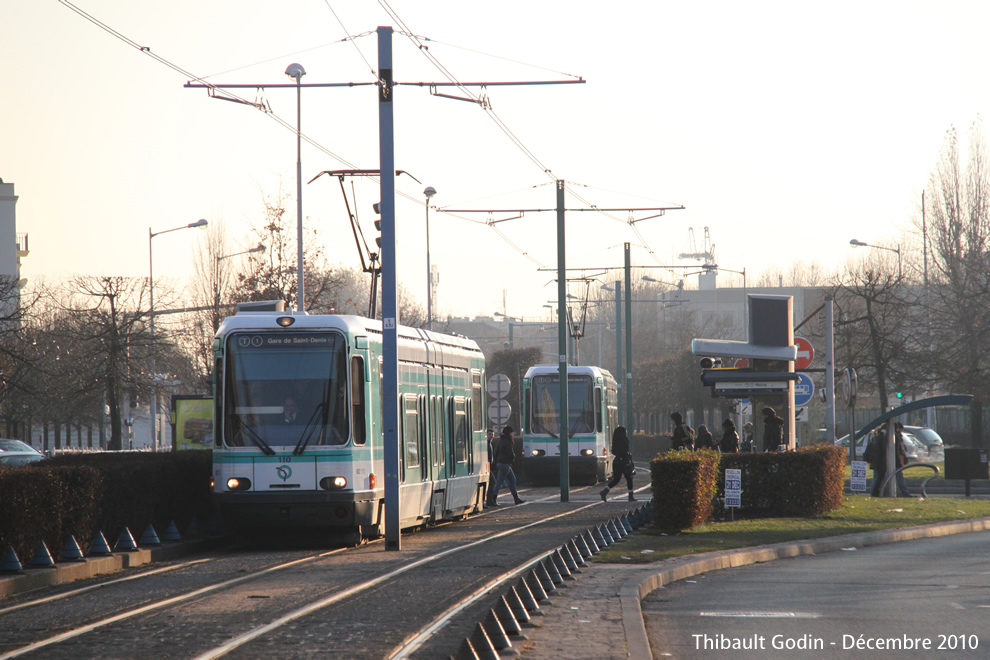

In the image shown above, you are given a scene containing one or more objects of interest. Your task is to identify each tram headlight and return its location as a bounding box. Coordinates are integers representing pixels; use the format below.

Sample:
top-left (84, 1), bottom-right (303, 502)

top-left (320, 476), bottom-right (348, 490)
top-left (530, 449), bottom-right (545, 457)
top-left (581, 449), bottom-right (594, 456)
top-left (226, 477), bottom-right (252, 491)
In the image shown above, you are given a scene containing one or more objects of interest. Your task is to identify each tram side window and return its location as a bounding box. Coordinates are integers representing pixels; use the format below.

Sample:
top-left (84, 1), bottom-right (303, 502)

top-left (450, 397), bottom-right (468, 464)
top-left (402, 394), bottom-right (420, 468)
top-left (350, 356), bottom-right (366, 445)
top-left (595, 388), bottom-right (603, 433)
top-left (472, 371), bottom-right (483, 432)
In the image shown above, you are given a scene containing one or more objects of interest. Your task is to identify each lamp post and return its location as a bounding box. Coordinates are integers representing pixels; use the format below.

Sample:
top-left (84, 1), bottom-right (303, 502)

top-left (149, 218), bottom-right (208, 450)
top-left (286, 62), bottom-right (306, 312)
top-left (850, 238), bottom-right (901, 279)
top-left (424, 186), bottom-right (437, 331)
top-left (215, 243), bottom-right (266, 324)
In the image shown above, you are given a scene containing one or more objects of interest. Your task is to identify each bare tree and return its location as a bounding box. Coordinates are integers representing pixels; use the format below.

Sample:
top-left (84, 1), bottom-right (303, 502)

top-left (923, 119), bottom-right (990, 446)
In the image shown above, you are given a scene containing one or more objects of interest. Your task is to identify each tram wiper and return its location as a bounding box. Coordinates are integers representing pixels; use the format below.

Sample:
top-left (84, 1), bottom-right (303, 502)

top-left (293, 383), bottom-right (330, 455)
top-left (533, 420), bottom-right (559, 440)
top-left (234, 416), bottom-right (275, 456)
top-left (292, 402), bottom-right (326, 455)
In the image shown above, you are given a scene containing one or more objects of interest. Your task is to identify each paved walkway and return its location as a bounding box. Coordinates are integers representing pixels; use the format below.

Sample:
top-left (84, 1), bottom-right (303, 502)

top-left (514, 515), bottom-right (990, 660)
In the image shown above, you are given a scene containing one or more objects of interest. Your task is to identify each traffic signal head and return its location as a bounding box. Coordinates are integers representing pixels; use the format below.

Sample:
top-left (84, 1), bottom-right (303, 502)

top-left (895, 391), bottom-right (903, 399)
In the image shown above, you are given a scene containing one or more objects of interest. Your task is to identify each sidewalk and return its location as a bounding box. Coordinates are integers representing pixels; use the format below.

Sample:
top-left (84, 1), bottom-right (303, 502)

top-left (515, 515), bottom-right (990, 660)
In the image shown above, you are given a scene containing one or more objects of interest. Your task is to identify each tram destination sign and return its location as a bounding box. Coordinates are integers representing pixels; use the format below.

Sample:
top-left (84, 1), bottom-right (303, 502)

top-left (234, 332), bottom-right (335, 349)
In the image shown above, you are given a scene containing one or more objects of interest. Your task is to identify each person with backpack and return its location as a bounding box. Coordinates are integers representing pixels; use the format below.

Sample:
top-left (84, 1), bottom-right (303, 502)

top-left (670, 412), bottom-right (694, 451)
top-left (487, 426), bottom-right (525, 507)
top-left (600, 426), bottom-right (636, 502)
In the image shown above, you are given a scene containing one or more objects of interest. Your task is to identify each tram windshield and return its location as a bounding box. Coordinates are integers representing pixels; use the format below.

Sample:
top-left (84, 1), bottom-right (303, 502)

top-left (529, 373), bottom-right (596, 437)
top-left (223, 331), bottom-right (349, 450)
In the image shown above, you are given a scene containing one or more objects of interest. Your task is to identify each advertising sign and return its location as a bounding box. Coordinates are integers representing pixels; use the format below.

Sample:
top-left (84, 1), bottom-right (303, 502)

top-left (172, 395), bottom-right (213, 451)
top-left (850, 460), bottom-right (868, 491)
top-left (724, 468), bottom-right (742, 508)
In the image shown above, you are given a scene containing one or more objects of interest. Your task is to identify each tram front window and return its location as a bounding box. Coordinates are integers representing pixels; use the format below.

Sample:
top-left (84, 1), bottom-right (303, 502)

top-left (530, 374), bottom-right (595, 436)
top-left (224, 332), bottom-right (349, 449)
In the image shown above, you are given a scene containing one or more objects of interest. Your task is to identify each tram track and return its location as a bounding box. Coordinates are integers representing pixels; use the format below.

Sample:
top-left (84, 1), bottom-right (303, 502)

top-left (0, 482), bottom-right (632, 659)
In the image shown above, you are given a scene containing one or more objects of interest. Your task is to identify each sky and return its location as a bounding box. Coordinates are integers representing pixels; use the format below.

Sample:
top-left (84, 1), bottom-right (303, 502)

top-left (3, 1), bottom-right (989, 322)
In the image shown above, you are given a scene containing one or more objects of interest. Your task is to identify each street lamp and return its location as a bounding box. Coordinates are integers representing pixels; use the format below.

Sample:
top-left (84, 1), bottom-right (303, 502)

top-left (149, 218), bottom-right (208, 449)
top-left (286, 62), bottom-right (306, 312)
top-left (215, 243), bottom-right (266, 318)
top-left (850, 238), bottom-right (901, 279)
top-left (424, 186), bottom-right (437, 331)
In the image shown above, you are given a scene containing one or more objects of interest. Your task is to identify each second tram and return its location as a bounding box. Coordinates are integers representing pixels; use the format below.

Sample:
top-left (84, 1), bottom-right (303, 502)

top-left (520, 364), bottom-right (618, 484)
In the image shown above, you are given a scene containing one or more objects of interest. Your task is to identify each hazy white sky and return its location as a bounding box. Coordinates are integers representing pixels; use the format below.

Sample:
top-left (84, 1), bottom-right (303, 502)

top-left (3, 1), bottom-right (988, 320)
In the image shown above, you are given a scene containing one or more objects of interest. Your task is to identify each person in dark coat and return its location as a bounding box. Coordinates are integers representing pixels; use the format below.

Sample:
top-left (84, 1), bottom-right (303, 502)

top-left (487, 426), bottom-right (524, 507)
top-left (695, 425), bottom-right (715, 450)
top-left (720, 419), bottom-right (739, 453)
top-left (762, 407), bottom-right (785, 451)
top-left (670, 412), bottom-right (694, 451)
top-left (867, 426), bottom-right (888, 496)
top-left (600, 426), bottom-right (636, 502)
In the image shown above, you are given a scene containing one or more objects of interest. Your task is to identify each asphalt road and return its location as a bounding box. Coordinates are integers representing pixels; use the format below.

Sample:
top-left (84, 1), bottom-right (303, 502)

top-left (642, 530), bottom-right (990, 659)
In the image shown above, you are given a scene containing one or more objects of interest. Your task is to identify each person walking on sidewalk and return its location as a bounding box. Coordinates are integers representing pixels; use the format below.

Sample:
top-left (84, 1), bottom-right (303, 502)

top-left (487, 426), bottom-right (524, 507)
top-left (600, 426), bottom-right (636, 502)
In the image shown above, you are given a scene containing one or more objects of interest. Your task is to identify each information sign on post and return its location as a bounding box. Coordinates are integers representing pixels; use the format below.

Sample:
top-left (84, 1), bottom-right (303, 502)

top-left (724, 468), bottom-right (742, 508)
top-left (794, 373), bottom-right (815, 407)
top-left (850, 460), bottom-right (868, 492)
top-left (487, 374), bottom-right (511, 400)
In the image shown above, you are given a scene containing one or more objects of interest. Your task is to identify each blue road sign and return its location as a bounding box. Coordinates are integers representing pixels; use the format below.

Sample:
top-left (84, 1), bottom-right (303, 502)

top-left (794, 373), bottom-right (815, 406)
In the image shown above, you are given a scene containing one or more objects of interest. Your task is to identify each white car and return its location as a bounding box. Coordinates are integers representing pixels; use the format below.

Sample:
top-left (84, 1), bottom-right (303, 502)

top-left (0, 439), bottom-right (45, 466)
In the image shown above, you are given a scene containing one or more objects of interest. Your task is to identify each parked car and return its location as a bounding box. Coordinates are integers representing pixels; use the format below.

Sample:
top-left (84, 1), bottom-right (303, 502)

top-left (0, 439), bottom-right (45, 467)
top-left (903, 426), bottom-right (945, 462)
top-left (834, 430), bottom-right (925, 463)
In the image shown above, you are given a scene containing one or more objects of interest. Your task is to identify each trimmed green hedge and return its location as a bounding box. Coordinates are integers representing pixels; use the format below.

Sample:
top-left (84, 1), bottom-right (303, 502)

top-left (650, 449), bottom-right (721, 531)
top-left (649, 445), bottom-right (845, 531)
top-left (0, 452), bottom-right (212, 565)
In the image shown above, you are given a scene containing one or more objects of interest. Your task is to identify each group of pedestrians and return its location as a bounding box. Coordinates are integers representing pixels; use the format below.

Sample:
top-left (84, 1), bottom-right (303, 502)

top-left (669, 408), bottom-right (787, 454)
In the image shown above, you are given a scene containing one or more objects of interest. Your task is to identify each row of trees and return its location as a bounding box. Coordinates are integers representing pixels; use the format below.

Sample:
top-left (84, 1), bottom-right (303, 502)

top-left (0, 192), bottom-right (425, 451)
top-left (4, 120), bottom-right (988, 451)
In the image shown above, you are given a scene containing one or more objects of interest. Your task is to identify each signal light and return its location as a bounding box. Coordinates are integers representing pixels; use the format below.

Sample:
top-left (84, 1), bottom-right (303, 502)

top-left (896, 392), bottom-right (903, 399)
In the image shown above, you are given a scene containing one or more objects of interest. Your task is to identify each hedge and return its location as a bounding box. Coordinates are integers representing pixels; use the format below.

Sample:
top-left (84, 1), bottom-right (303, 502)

top-left (0, 451), bottom-right (212, 565)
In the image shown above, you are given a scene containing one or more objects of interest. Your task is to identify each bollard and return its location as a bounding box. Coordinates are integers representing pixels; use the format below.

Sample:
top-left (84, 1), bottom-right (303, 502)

top-left (140, 523), bottom-right (162, 546)
top-left (525, 570), bottom-right (549, 602)
top-left (551, 549), bottom-right (573, 580)
top-left (535, 561), bottom-right (558, 592)
top-left (593, 524), bottom-right (610, 548)
top-left (609, 517), bottom-right (627, 539)
top-left (513, 580), bottom-right (540, 614)
top-left (582, 530), bottom-right (600, 554)
top-left (61, 535), bottom-right (85, 561)
top-left (454, 637), bottom-right (481, 660)
top-left (89, 532), bottom-right (112, 556)
top-left (468, 622), bottom-right (500, 660)
top-left (574, 534), bottom-right (593, 560)
top-left (162, 520), bottom-right (182, 542)
top-left (620, 512), bottom-right (634, 533)
top-left (560, 542), bottom-right (581, 572)
top-left (1, 546), bottom-right (23, 572)
top-left (542, 556), bottom-right (564, 586)
top-left (115, 527), bottom-right (138, 552)
top-left (184, 517), bottom-right (201, 538)
top-left (495, 595), bottom-right (523, 634)
top-left (30, 541), bottom-right (55, 568)
top-left (482, 609), bottom-right (512, 650)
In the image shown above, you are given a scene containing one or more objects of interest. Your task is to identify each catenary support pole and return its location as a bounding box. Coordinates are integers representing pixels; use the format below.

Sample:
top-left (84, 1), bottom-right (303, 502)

top-left (556, 180), bottom-right (569, 501)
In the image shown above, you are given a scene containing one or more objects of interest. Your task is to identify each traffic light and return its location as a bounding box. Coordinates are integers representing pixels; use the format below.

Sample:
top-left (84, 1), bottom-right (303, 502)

top-left (372, 202), bottom-right (382, 248)
top-left (895, 391), bottom-right (903, 399)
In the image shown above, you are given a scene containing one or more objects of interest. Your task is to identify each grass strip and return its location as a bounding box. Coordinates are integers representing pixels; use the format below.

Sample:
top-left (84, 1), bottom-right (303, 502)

top-left (596, 495), bottom-right (990, 564)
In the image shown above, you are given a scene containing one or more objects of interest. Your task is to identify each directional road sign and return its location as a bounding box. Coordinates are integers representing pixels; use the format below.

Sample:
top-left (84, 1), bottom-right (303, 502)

top-left (794, 373), bottom-right (815, 406)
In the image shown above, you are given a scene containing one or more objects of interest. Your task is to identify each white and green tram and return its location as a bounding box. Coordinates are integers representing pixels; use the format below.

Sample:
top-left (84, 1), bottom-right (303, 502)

top-left (521, 364), bottom-right (619, 484)
top-left (212, 309), bottom-right (489, 543)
